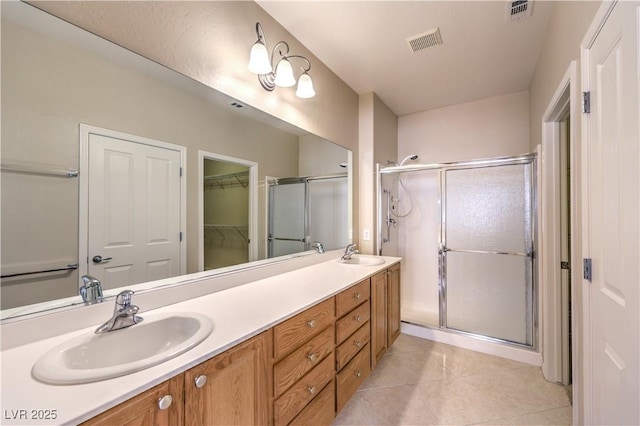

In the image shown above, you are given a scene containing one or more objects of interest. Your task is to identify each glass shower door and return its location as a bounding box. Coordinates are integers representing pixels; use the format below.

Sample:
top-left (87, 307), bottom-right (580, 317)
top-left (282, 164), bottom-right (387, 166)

top-left (268, 182), bottom-right (307, 257)
top-left (441, 162), bottom-right (534, 346)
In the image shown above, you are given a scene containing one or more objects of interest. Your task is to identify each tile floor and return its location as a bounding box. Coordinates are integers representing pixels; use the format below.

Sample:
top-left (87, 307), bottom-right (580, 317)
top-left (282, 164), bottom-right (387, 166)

top-left (333, 334), bottom-right (572, 426)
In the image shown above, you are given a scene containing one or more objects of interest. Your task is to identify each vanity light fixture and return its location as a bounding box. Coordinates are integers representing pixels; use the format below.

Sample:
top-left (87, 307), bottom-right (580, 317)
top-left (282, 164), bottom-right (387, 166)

top-left (247, 22), bottom-right (315, 99)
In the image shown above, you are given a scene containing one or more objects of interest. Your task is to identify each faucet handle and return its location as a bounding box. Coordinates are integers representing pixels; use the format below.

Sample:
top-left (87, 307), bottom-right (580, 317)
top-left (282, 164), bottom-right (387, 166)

top-left (115, 290), bottom-right (135, 307)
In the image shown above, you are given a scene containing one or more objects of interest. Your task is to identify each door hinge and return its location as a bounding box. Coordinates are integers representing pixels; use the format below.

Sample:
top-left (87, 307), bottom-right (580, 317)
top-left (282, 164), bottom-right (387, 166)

top-left (583, 258), bottom-right (592, 281)
top-left (179, 231), bottom-right (183, 242)
top-left (179, 167), bottom-right (183, 177)
top-left (561, 261), bottom-right (570, 270)
top-left (582, 91), bottom-right (591, 113)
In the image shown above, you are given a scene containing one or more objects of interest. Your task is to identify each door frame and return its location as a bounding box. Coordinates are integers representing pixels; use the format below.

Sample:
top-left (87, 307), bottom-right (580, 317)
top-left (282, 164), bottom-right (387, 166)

top-left (197, 150), bottom-right (258, 271)
top-left (540, 61), bottom-right (578, 387)
top-left (78, 124), bottom-right (187, 282)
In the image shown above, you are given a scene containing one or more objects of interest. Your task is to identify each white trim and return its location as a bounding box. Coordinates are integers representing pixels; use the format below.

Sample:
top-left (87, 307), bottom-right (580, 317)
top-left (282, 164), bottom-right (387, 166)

top-left (78, 124), bottom-right (187, 283)
top-left (579, 2), bottom-right (621, 424)
top-left (197, 150), bottom-right (258, 272)
top-left (540, 61), bottom-right (576, 386)
top-left (402, 322), bottom-right (543, 366)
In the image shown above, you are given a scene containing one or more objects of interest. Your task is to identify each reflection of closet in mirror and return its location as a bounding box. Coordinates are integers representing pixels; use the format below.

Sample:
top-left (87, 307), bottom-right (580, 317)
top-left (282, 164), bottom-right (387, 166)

top-left (200, 153), bottom-right (257, 270)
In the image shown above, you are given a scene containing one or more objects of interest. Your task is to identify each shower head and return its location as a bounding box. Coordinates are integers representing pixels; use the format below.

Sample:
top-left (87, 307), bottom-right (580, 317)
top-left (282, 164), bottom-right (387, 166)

top-left (399, 154), bottom-right (419, 166)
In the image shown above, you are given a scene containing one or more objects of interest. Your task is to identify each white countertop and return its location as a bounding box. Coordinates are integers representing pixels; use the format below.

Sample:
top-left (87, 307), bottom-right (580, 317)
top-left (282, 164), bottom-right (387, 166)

top-left (0, 255), bottom-right (400, 425)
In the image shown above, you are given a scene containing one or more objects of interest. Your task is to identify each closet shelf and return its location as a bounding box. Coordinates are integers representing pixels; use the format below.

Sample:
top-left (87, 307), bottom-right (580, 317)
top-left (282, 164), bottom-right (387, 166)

top-left (204, 171), bottom-right (249, 190)
top-left (204, 224), bottom-right (249, 243)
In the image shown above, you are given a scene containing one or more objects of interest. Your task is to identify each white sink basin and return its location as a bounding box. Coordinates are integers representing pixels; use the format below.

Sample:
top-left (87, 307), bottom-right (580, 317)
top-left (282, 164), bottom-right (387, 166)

top-left (32, 312), bottom-right (213, 385)
top-left (339, 255), bottom-right (386, 266)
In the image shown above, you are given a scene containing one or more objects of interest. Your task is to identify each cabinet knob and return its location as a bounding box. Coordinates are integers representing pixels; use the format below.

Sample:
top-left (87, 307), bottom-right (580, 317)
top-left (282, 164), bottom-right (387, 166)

top-left (355, 340), bottom-right (362, 348)
top-left (354, 292), bottom-right (361, 300)
top-left (307, 319), bottom-right (316, 328)
top-left (307, 353), bottom-right (318, 362)
top-left (158, 395), bottom-right (173, 410)
top-left (355, 370), bottom-right (362, 378)
top-left (195, 375), bottom-right (207, 389)
top-left (355, 315), bottom-right (362, 322)
top-left (307, 386), bottom-right (316, 395)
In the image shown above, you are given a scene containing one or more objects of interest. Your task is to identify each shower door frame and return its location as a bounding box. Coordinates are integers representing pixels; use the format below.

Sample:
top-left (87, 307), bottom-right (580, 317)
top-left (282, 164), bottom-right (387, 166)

top-left (377, 153), bottom-right (538, 350)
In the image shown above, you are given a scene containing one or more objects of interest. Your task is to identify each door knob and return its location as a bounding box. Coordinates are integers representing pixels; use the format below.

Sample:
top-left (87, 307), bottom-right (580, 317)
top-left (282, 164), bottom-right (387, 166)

top-left (92, 255), bottom-right (113, 264)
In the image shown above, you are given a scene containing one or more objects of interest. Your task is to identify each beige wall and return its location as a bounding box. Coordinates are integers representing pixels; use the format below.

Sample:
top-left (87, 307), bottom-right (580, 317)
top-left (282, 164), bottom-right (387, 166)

top-left (527, 2), bottom-right (601, 424)
top-left (399, 90), bottom-right (531, 164)
top-left (29, 1), bottom-right (359, 154)
top-left (358, 93), bottom-right (398, 255)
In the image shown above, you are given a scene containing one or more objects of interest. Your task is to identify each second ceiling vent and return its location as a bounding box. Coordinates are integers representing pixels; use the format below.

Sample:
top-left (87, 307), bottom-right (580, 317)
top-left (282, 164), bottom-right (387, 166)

top-left (406, 28), bottom-right (443, 53)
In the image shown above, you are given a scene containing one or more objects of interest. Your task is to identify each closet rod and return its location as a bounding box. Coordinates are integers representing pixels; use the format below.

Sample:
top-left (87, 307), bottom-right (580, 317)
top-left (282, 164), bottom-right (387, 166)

top-left (1, 263), bottom-right (78, 279)
top-left (1, 162), bottom-right (79, 178)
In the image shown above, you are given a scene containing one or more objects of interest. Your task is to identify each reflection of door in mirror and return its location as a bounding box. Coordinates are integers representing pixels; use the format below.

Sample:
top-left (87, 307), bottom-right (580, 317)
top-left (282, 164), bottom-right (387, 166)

top-left (81, 126), bottom-right (185, 290)
top-left (202, 160), bottom-right (250, 270)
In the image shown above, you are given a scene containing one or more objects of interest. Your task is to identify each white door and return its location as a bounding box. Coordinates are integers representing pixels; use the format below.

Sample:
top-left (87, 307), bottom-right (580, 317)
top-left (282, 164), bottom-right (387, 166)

top-left (87, 133), bottom-right (182, 289)
top-left (584, 1), bottom-right (639, 423)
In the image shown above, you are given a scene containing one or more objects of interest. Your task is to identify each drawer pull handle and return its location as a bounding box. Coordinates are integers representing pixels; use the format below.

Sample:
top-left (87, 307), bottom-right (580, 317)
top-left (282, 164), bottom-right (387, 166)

top-left (307, 319), bottom-right (316, 328)
top-left (355, 340), bottom-right (362, 348)
top-left (355, 315), bottom-right (362, 322)
top-left (158, 395), bottom-right (173, 410)
top-left (307, 353), bottom-right (318, 362)
top-left (307, 386), bottom-right (316, 395)
top-left (355, 370), bottom-right (362, 378)
top-left (354, 292), bottom-right (361, 300)
top-left (195, 375), bottom-right (207, 389)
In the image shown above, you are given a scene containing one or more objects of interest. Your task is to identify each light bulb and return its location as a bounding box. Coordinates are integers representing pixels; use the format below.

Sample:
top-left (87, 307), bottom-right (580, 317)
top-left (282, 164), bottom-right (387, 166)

top-left (248, 41), bottom-right (272, 74)
top-left (274, 58), bottom-right (296, 87)
top-left (296, 72), bottom-right (315, 98)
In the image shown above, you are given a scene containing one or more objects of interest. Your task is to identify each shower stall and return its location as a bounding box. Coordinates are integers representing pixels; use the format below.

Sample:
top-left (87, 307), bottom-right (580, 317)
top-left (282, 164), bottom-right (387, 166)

top-left (378, 154), bottom-right (537, 349)
top-left (268, 174), bottom-right (348, 257)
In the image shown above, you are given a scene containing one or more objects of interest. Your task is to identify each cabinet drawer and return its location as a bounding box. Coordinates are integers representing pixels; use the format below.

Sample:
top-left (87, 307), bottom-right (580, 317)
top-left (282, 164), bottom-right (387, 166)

top-left (289, 380), bottom-right (335, 426)
top-left (336, 279), bottom-right (370, 318)
top-left (336, 343), bottom-right (371, 413)
top-left (274, 326), bottom-right (334, 398)
top-left (274, 298), bottom-right (335, 359)
top-left (336, 322), bottom-right (370, 371)
top-left (335, 300), bottom-right (370, 345)
top-left (274, 355), bottom-right (334, 426)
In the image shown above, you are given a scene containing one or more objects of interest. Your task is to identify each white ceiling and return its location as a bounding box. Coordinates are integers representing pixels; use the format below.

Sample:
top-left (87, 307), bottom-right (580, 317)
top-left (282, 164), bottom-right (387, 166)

top-left (257, 1), bottom-right (554, 116)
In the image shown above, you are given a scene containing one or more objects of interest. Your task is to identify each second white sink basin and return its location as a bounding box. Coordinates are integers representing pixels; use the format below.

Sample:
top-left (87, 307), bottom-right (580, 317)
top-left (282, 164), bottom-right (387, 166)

top-left (339, 255), bottom-right (386, 266)
top-left (32, 312), bottom-right (213, 385)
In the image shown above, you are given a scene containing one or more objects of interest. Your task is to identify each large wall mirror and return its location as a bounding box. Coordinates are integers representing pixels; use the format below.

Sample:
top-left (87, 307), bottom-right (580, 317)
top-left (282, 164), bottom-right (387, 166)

top-left (0, 2), bottom-right (352, 319)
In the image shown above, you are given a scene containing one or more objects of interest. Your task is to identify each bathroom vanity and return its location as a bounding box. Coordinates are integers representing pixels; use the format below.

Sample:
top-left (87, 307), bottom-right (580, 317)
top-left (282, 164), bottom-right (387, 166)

top-left (0, 255), bottom-right (400, 425)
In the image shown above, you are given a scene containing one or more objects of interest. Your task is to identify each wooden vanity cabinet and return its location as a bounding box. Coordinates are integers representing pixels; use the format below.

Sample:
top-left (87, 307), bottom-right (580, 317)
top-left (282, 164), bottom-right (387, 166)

top-left (371, 264), bottom-right (402, 368)
top-left (335, 278), bottom-right (371, 413)
top-left (83, 262), bottom-right (401, 426)
top-left (272, 298), bottom-right (335, 426)
top-left (184, 331), bottom-right (271, 426)
top-left (387, 262), bottom-right (401, 347)
top-left (82, 375), bottom-right (184, 426)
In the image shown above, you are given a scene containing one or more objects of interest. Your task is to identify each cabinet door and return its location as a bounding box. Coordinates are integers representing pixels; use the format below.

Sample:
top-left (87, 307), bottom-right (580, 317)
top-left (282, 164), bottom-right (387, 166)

top-left (387, 263), bottom-right (401, 347)
top-left (82, 375), bottom-right (184, 426)
top-left (370, 270), bottom-right (387, 367)
top-left (184, 332), bottom-right (271, 426)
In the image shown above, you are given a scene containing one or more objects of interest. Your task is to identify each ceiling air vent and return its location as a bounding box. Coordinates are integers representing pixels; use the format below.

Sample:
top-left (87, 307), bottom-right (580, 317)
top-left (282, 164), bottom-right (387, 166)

top-left (406, 28), bottom-right (443, 53)
top-left (507, 0), bottom-right (532, 21)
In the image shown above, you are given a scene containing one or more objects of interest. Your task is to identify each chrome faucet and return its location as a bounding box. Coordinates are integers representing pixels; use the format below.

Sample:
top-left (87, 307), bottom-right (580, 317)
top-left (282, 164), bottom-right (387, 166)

top-left (311, 241), bottom-right (325, 253)
top-left (341, 244), bottom-right (359, 261)
top-left (80, 275), bottom-right (104, 304)
top-left (95, 290), bottom-right (143, 334)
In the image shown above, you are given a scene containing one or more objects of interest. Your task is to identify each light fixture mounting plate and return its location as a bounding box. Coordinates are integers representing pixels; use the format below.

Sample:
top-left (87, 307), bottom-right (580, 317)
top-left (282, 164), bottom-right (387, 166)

top-left (258, 73), bottom-right (276, 91)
